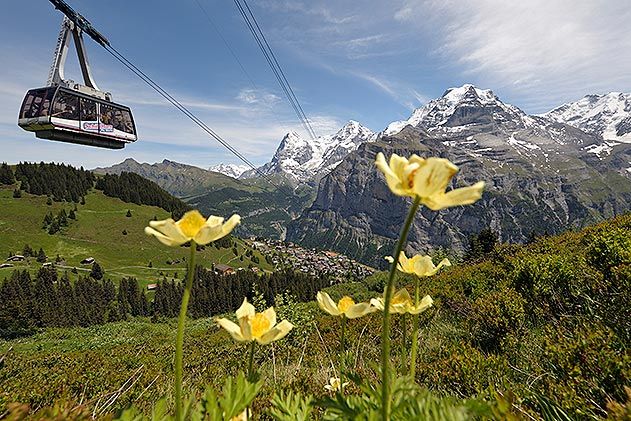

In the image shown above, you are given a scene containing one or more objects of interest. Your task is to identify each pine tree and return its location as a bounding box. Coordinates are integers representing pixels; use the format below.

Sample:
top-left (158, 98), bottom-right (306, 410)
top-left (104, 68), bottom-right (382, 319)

top-left (46, 196), bottom-right (52, 205)
top-left (90, 262), bottom-right (104, 280)
top-left (36, 248), bottom-right (47, 263)
top-left (0, 163), bottom-right (15, 185)
top-left (126, 209), bottom-right (132, 218)
top-left (22, 244), bottom-right (34, 258)
top-left (12, 188), bottom-right (21, 198)
top-left (68, 209), bottom-right (76, 220)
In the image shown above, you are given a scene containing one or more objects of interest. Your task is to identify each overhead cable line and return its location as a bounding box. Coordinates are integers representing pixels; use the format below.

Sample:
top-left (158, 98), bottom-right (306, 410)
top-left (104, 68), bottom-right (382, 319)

top-left (102, 44), bottom-right (286, 190)
top-left (232, 0), bottom-right (318, 140)
top-left (192, 0), bottom-right (293, 136)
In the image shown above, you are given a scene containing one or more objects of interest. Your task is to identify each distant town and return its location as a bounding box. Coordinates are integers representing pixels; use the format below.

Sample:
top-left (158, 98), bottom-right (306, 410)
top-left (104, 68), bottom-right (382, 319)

top-left (250, 237), bottom-right (375, 283)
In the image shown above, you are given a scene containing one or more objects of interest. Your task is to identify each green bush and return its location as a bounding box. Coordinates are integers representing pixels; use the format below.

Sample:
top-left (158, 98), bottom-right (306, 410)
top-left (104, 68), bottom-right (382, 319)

top-left (586, 227), bottom-right (631, 276)
top-left (469, 288), bottom-right (526, 352)
top-left (540, 320), bottom-right (630, 419)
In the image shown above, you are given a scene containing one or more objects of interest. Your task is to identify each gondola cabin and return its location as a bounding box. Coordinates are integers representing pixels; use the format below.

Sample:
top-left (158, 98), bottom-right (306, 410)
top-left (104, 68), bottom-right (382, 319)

top-left (18, 86), bottom-right (136, 149)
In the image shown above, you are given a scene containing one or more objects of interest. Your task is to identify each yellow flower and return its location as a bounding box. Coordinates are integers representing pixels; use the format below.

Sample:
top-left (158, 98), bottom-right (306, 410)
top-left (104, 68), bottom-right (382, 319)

top-left (316, 291), bottom-right (376, 319)
top-left (230, 410), bottom-right (247, 421)
top-left (216, 298), bottom-right (293, 345)
top-left (370, 288), bottom-right (433, 315)
top-left (144, 210), bottom-right (240, 247)
top-left (324, 377), bottom-right (349, 392)
top-left (375, 152), bottom-right (485, 210)
top-left (385, 252), bottom-right (451, 277)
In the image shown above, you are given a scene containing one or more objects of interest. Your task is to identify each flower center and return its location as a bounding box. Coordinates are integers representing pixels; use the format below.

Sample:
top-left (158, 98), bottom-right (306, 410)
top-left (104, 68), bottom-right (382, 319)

top-left (177, 210), bottom-right (207, 238)
top-left (407, 169), bottom-right (417, 188)
top-left (391, 295), bottom-right (409, 306)
top-left (249, 313), bottom-right (271, 338)
top-left (338, 296), bottom-right (355, 313)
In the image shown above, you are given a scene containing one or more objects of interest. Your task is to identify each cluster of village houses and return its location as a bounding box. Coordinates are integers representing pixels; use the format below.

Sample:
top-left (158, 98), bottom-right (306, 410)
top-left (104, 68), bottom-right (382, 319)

top-left (250, 238), bottom-right (374, 283)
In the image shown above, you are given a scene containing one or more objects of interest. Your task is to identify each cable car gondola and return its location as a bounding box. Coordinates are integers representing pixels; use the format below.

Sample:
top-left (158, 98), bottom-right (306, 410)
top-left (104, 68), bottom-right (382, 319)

top-left (18, 8), bottom-right (137, 149)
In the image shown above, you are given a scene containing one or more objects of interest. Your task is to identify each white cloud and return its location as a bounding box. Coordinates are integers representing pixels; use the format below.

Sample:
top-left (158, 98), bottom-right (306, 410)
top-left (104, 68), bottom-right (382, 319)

top-left (396, 0), bottom-right (631, 111)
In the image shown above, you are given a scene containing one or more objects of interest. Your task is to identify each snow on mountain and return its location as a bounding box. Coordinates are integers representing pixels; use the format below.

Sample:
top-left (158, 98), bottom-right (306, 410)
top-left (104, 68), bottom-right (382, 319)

top-left (543, 92), bottom-right (631, 143)
top-left (385, 84), bottom-right (535, 136)
top-left (383, 84), bottom-right (609, 161)
top-left (241, 120), bottom-right (376, 182)
top-left (208, 163), bottom-right (250, 179)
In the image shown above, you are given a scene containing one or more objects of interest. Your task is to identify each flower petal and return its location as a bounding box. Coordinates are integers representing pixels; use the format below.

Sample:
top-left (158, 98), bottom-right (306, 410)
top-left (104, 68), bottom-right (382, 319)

top-left (144, 226), bottom-right (184, 247)
top-left (345, 302), bottom-right (376, 319)
top-left (194, 214), bottom-right (241, 245)
top-left (317, 291), bottom-right (341, 316)
top-left (409, 295), bottom-right (434, 314)
top-left (147, 219), bottom-right (189, 244)
top-left (236, 297), bottom-right (255, 319)
top-left (216, 318), bottom-right (246, 342)
top-left (412, 157), bottom-right (459, 198)
top-left (263, 307), bottom-right (277, 328)
top-left (370, 297), bottom-right (385, 311)
top-left (423, 181), bottom-right (485, 211)
top-left (257, 320), bottom-right (293, 345)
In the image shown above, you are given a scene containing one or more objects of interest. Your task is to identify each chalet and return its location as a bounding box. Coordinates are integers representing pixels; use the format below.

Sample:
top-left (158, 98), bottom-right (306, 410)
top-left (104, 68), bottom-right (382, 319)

top-left (80, 257), bottom-right (95, 265)
top-left (0, 263), bottom-right (14, 269)
top-left (6, 255), bottom-right (25, 262)
top-left (147, 283), bottom-right (158, 291)
top-left (215, 264), bottom-right (235, 276)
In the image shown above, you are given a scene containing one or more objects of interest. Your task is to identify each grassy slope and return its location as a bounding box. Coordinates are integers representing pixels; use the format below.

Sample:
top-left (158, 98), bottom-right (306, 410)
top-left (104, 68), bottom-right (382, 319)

top-left (0, 185), bottom-right (271, 287)
top-left (0, 212), bottom-right (629, 419)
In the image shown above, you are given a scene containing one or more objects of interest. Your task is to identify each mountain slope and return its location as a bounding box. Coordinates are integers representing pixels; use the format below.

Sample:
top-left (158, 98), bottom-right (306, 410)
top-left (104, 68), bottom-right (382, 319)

top-left (288, 86), bottom-right (631, 265)
top-left (95, 159), bottom-right (314, 239)
top-left (240, 120), bottom-right (376, 183)
top-left (0, 186), bottom-right (271, 287)
top-left (94, 158), bottom-right (241, 198)
top-left (544, 92), bottom-right (631, 143)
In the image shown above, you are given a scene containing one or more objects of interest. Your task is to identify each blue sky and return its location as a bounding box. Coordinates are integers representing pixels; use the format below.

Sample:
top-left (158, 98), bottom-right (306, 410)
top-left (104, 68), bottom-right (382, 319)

top-left (1, 0), bottom-right (630, 169)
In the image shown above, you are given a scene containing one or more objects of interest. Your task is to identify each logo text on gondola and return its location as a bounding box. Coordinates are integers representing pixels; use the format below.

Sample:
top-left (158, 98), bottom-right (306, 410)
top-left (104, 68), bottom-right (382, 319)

top-left (83, 122), bottom-right (113, 132)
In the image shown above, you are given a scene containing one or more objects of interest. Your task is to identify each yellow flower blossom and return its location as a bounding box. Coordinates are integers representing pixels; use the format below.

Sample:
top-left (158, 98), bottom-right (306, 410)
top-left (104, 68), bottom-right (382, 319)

top-left (144, 210), bottom-right (240, 246)
top-left (324, 377), bottom-right (349, 392)
top-left (316, 291), bottom-right (376, 319)
top-left (216, 298), bottom-right (293, 345)
top-left (385, 252), bottom-right (451, 277)
top-left (230, 410), bottom-right (247, 421)
top-left (375, 152), bottom-right (485, 210)
top-left (370, 288), bottom-right (433, 315)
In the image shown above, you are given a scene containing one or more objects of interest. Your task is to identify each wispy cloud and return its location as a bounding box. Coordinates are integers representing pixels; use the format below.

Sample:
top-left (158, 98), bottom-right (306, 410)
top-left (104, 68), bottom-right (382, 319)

top-left (395, 0), bottom-right (631, 111)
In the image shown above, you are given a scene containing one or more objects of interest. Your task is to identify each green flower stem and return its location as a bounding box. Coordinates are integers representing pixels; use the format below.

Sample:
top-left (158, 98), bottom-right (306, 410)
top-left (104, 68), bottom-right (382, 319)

top-left (410, 277), bottom-right (420, 380)
top-left (175, 241), bottom-right (196, 421)
top-left (381, 196), bottom-right (421, 421)
top-left (247, 341), bottom-right (256, 421)
top-left (340, 315), bottom-right (347, 393)
top-left (247, 341), bottom-right (256, 381)
top-left (401, 314), bottom-right (408, 374)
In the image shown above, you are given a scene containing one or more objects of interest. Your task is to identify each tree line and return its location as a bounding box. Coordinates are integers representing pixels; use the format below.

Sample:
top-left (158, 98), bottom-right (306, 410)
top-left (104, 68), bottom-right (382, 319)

top-left (0, 265), bottom-right (331, 338)
top-left (0, 267), bottom-right (148, 339)
top-left (95, 172), bottom-right (189, 218)
top-left (153, 267), bottom-right (332, 319)
top-left (3, 162), bottom-right (189, 217)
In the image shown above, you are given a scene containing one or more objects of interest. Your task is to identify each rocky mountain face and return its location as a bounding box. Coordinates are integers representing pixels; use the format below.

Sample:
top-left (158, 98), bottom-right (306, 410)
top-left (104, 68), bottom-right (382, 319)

top-left (239, 120), bottom-right (376, 183)
top-left (288, 86), bottom-right (631, 266)
top-left (544, 92), bottom-right (631, 143)
top-left (208, 163), bottom-right (250, 179)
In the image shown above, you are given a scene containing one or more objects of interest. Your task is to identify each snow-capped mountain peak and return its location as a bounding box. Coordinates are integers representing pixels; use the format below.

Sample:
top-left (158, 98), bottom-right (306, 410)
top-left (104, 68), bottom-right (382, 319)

top-left (543, 92), bottom-right (631, 143)
top-left (385, 83), bottom-right (533, 136)
top-left (240, 121), bottom-right (376, 182)
top-left (208, 163), bottom-right (250, 179)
